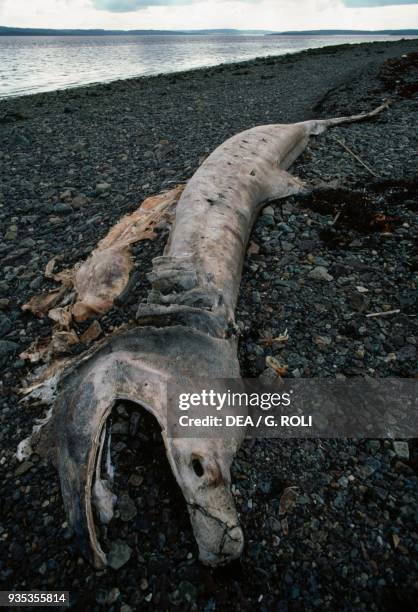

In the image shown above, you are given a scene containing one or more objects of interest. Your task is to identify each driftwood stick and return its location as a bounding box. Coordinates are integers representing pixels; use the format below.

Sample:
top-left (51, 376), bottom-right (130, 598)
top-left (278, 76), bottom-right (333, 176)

top-left (334, 137), bottom-right (379, 178)
top-left (366, 309), bottom-right (400, 318)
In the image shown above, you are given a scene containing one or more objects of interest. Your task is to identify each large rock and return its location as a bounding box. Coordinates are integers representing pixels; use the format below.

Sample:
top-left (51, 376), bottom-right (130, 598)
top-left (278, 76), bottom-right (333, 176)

top-left (393, 441), bottom-right (409, 461)
top-left (107, 541), bottom-right (132, 570)
top-left (96, 181), bottom-right (111, 195)
top-left (0, 316), bottom-right (12, 338)
top-left (53, 202), bottom-right (73, 215)
top-left (118, 493), bottom-right (137, 522)
top-left (308, 266), bottom-right (334, 282)
top-left (0, 340), bottom-right (19, 366)
top-left (72, 195), bottom-right (88, 209)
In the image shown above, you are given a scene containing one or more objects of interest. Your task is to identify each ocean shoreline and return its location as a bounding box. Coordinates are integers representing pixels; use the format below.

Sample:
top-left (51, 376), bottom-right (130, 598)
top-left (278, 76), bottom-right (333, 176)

top-left (1, 35), bottom-right (417, 100)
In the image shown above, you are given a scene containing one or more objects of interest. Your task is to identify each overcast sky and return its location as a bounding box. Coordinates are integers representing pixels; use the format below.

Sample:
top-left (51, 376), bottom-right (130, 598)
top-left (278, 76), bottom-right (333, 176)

top-left (1, 0), bottom-right (417, 30)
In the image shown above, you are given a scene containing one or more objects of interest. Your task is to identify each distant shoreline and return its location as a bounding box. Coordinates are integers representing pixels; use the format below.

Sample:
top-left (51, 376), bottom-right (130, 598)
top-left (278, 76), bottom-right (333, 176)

top-left (2, 36), bottom-right (418, 99)
top-left (1, 25), bottom-right (418, 37)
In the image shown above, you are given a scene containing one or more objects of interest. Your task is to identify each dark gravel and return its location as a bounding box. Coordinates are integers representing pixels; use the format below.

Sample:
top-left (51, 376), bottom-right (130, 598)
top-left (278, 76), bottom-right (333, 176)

top-left (0, 39), bottom-right (417, 611)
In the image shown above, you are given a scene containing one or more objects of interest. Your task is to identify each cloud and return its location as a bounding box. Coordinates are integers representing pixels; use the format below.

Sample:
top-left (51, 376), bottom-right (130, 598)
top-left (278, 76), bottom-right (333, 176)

top-left (344, 0), bottom-right (418, 6)
top-left (92, 0), bottom-right (192, 11)
top-left (93, 0), bottom-right (418, 10)
top-left (2, 0), bottom-right (418, 29)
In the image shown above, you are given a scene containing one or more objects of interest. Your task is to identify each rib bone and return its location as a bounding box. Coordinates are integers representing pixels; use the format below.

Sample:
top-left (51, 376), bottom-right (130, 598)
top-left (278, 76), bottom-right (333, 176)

top-left (23, 102), bottom-right (389, 568)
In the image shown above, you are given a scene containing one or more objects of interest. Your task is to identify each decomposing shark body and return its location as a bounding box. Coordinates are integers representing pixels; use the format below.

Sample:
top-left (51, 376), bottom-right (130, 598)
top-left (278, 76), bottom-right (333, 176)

top-left (20, 101), bottom-right (389, 568)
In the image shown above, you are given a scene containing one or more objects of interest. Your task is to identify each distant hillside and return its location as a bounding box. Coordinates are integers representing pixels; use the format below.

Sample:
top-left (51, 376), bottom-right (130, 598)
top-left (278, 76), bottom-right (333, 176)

top-left (273, 29), bottom-right (418, 36)
top-left (0, 26), bottom-right (272, 36)
top-left (1, 26), bottom-right (417, 37)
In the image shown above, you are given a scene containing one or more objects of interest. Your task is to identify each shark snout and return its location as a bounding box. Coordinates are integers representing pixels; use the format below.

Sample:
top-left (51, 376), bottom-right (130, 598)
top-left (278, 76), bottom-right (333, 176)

top-left (198, 523), bottom-right (244, 566)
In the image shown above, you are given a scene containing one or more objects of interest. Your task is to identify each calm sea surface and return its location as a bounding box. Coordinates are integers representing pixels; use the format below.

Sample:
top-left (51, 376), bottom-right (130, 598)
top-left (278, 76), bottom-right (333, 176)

top-left (0, 34), bottom-right (416, 98)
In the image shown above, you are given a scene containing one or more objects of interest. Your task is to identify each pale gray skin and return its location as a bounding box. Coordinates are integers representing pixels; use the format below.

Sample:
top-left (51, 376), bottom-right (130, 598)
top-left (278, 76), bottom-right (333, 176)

top-left (31, 103), bottom-right (388, 568)
top-left (50, 327), bottom-right (243, 568)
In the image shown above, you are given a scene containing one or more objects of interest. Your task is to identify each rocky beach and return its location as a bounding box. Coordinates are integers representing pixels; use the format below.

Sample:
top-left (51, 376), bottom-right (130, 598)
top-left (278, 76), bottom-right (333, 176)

top-left (0, 38), bottom-right (417, 610)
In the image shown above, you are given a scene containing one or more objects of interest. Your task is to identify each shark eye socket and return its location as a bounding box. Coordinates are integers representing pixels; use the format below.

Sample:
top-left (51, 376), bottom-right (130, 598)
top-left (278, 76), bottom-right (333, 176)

top-left (192, 458), bottom-right (204, 477)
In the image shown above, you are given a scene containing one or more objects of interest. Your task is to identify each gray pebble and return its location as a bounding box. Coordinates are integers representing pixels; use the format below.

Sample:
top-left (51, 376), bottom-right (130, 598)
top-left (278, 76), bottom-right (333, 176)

top-left (108, 540), bottom-right (132, 570)
top-left (308, 266), bottom-right (334, 282)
